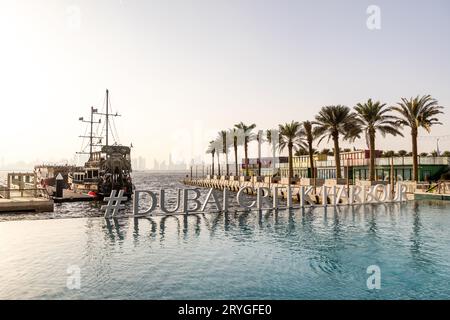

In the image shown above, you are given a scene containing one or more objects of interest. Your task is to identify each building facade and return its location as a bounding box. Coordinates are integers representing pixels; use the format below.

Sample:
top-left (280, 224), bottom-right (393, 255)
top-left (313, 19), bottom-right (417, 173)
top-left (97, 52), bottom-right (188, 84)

top-left (241, 157), bottom-right (288, 176)
top-left (242, 150), bottom-right (449, 182)
top-left (278, 154), bottom-right (328, 178)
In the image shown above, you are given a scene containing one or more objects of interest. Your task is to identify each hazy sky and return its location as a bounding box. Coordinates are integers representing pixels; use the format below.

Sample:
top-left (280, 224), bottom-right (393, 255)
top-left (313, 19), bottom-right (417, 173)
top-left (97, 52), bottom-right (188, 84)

top-left (1, 0), bottom-right (450, 166)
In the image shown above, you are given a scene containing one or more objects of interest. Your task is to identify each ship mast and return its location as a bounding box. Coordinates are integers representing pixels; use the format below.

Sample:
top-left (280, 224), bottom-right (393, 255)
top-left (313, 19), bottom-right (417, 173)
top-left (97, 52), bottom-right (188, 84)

top-left (106, 89), bottom-right (109, 147)
top-left (77, 90), bottom-right (121, 162)
top-left (77, 107), bottom-right (101, 160)
top-left (95, 89), bottom-right (120, 148)
top-left (90, 106), bottom-right (94, 155)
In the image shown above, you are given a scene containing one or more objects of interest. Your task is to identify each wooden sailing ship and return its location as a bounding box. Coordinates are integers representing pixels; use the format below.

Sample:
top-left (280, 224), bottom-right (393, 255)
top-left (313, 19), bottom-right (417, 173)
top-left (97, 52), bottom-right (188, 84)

top-left (68, 90), bottom-right (134, 199)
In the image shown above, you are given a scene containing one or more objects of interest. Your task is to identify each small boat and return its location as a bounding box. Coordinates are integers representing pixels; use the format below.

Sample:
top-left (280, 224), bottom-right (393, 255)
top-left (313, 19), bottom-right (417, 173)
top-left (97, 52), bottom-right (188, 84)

top-left (68, 90), bottom-right (134, 200)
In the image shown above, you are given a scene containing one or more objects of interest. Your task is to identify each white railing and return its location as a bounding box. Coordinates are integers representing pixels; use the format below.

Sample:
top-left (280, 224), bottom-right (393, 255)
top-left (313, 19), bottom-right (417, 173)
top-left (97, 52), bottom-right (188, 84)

top-left (316, 159), bottom-right (369, 167)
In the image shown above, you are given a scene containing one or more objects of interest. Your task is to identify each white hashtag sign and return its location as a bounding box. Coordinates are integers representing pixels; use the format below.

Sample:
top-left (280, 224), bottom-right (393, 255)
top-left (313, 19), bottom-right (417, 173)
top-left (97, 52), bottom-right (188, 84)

top-left (101, 190), bottom-right (127, 218)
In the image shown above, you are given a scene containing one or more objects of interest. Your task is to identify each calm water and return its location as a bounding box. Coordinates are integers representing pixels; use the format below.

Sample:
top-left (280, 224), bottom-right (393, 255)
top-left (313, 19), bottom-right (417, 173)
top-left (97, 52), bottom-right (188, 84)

top-left (1, 172), bottom-right (450, 299)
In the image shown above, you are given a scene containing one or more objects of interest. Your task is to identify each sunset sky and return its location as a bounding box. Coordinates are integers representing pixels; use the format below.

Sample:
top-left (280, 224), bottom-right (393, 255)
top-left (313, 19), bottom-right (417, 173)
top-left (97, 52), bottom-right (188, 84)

top-left (1, 0), bottom-right (450, 167)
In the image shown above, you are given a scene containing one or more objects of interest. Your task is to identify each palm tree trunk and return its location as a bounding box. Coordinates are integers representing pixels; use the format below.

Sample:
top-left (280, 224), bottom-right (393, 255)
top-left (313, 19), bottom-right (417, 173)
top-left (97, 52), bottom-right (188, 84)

top-left (217, 153), bottom-right (221, 176)
top-left (412, 129), bottom-right (419, 181)
top-left (308, 140), bottom-right (315, 183)
top-left (234, 142), bottom-right (238, 176)
top-left (225, 151), bottom-right (229, 176)
top-left (258, 149), bottom-right (261, 176)
top-left (211, 153), bottom-right (215, 176)
top-left (308, 140), bottom-right (317, 194)
top-left (244, 139), bottom-right (249, 176)
top-left (257, 136), bottom-right (262, 176)
top-left (333, 133), bottom-right (342, 179)
top-left (288, 143), bottom-right (293, 183)
top-left (272, 142), bottom-right (276, 177)
top-left (369, 130), bottom-right (376, 182)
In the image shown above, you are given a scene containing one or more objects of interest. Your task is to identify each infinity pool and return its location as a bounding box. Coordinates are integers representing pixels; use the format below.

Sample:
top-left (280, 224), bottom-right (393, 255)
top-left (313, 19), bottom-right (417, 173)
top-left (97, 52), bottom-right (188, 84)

top-left (1, 199), bottom-right (450, 299)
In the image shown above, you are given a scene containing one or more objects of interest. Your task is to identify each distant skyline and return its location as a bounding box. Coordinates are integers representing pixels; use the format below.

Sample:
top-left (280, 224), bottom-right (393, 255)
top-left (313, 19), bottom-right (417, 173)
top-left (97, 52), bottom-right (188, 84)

top-left (1, 0), bottom-right (450, 165)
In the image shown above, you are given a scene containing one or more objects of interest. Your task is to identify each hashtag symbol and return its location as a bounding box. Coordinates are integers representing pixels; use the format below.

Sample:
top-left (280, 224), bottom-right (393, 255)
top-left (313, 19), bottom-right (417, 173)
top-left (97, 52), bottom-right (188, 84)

top-left (101, 190), bottom-right (127, 218)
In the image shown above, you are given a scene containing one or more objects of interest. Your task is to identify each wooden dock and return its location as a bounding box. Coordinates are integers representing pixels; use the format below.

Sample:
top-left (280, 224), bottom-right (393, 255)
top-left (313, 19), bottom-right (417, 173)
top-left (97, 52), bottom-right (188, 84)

top-left (46, 186), bottom-right (95, 203)
top-left (0, 172), bottom-right (95, 213)
top-left (0, 172), bottom-right (54, 213)
top-left (0, 197), bottom-right (54, 213)
top-left (0, 188), bottom-right (94, 213)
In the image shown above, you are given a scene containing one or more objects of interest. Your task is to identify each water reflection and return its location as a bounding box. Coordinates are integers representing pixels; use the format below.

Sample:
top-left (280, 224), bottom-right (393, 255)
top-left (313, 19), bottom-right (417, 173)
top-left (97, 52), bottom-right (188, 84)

top-left (133, 218), bottom-right (139, 245)
top-left (410, 202), bottom-right (422, 255)
top-left (95, 200), bottom-right (447, 284)
top-left (146, 217), bottom-right (158, 239)
top-left (182, 214), bottom-right (201, 239)
top-left (105, 218), bottom-right (125, 242)
top-left (367, 205), bottom-right (379, 239)
top-left (409, 202), bottom-right (436, 272)
top-left (332, 207), bottom-right (343, 243)
top-left (4, 172), bottom-right (450, 299)
top-left (101, 204), bottom-right (417, 245)
top-left (159, 215), bottom-right (181, 242)
top-left (2, 199), bottom-right (450, 300)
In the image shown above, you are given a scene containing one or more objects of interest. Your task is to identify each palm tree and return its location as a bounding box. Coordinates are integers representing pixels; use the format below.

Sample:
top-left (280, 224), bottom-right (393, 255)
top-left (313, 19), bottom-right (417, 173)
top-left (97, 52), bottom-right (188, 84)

top-left (266, 129), bottom-right (272, 144)
top-left (397, 150), bottom-right (408, 157)
top-left (320, 148), bottom-right (331, 155)
top-left (228, 128), bottom-right (240, 176)
top-left (278, 121), bottom-right (307, 182)
top-left (215, 139), bottom-right (221, 176)
top-left (234, 122), bottom-right (256, 176)
top-left (266, 129), bottom-right (281, 146)
top-left (206, 140), bottom-right (216, 176)
top-left (294, 149), bottom-right (308, 156)
top-left (392, 95), bottom-right (443, 181)
top-left (383, 150), bottom-right (395, 158)
top-left (314, 105), bottom-right (361, 179)
top-left (299, 121), bottom-right (317, 182)
top-left (256, 130), bottom-right (263, 176)
top-left (218, 130), bottom-right (229, 176)
top-left (266, 129), bottom-right (280, 177)
top-left (430, 151), bottom-right (438, 157)
top-left (354, 99), bottom-right (403, 182)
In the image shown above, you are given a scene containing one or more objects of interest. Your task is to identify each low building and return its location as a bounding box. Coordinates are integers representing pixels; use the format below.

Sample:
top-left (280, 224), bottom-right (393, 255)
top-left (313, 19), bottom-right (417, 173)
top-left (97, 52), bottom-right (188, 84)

top-left (241, 157), bottom-right (288, 176)
top-left (316, 150), bottom-right (382, 180)
top-left (353, 156), bottom-right (449, 182)
top-left (241, 150), bottom-right (449, 182)
top-left (316, 150), bottom-right (448, 182)
top-left (279, 154), bottom-right (328, 178)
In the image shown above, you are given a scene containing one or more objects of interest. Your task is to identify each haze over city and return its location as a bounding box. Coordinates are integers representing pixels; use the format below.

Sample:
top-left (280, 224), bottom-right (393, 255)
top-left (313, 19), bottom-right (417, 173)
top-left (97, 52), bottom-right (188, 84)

top-left (1, 0), bottom-right (450, 169)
